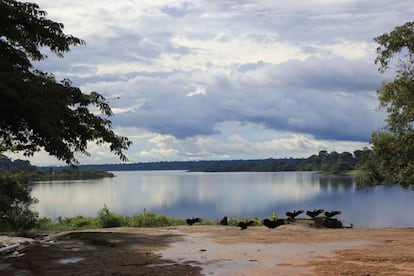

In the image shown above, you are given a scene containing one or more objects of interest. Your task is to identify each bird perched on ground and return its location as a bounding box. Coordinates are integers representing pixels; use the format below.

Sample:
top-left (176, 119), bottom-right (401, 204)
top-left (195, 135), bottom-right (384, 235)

top-left (306, 209), bottom-right (324, 218)
top-left (286, 210), bottom-right (304, 220)
top-left (238, 220), bottom-right (255, 230)
top-left (220, 216), bottom-right (228, 225)
top-left (324, 210), bottom-right (341, 218)
top-left (262, 218), bottom-right (286, 229)
top-left (186, 217), bottom-right (202, 225)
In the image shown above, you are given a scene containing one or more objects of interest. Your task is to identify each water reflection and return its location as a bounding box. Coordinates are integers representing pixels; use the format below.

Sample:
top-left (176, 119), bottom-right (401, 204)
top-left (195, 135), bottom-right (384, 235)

top-left (312, 174), bottom-right (355, 191)
top-left (31, 171), bottom-right (414, 227)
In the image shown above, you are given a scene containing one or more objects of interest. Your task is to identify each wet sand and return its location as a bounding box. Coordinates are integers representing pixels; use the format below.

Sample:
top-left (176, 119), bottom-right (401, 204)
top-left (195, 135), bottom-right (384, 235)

top-left (1, 220), bottom-right (414, 275)
top-left (159, 230), bottom-right (368, 275)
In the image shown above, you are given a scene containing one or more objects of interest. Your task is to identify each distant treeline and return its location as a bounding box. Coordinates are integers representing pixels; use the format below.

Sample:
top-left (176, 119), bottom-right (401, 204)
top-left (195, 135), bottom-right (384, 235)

top-left (1, 149), bottom-right (372, 176)
top-left (0, 157), bottom-right (114, 181)
top-left (42, 149), bottom-right (370, 175)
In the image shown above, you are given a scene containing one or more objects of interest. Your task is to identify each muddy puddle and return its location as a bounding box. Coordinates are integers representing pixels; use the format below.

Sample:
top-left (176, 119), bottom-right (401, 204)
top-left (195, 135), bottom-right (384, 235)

top-left (157, 231), bottom-right (368, 275)
top-left (56, 257), bottom-right (85, 264)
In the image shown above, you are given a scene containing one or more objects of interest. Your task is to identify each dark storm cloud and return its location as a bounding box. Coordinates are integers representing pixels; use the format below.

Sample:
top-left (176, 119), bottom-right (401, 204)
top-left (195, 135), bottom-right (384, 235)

top-left (112, 57), bottom-right (385, 142)
top-left (17, 0), bottom-right (414, 164)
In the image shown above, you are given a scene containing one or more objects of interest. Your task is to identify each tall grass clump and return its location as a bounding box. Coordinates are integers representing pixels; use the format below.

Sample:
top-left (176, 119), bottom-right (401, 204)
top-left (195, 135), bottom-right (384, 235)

top-left (33, 206), bottom-right (252, 231)
top-left (97, 205), bottom-right (125, 228)
top-left (224, 216), bottom-right (261, 226)
top-left (127, 211), bottom-right (185, 227)
top-left (35, 216), bottom-right (99, 231)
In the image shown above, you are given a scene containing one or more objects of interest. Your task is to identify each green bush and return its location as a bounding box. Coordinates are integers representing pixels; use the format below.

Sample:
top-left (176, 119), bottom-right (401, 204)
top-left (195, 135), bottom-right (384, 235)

top-left (32, 207), bottom-right (270, 231)
top-left (64, 216), bottom-right (98, 229)
top-left (1, 209), bottom-right (38, 232)
top-left (35, 216), bottom-right (99, 231)
top-left (36, 217), bottom-right (56, 231)
top-left (128, 212), bottom-right (185, 227)
top-left (0, 172), bottom-right (38, 232)
top-left (224, 216), bottom-right (261, 226)
top-left (97, 205), bottom-right (124, 228)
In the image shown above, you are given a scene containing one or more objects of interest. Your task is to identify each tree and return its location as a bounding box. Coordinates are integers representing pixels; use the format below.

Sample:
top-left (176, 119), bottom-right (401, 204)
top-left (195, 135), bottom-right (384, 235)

top-left (329, 162), bottom-right (351, 175)
top-left (0, 0), bottom-right (131, 230)
top-left (0, 0), bottom-right (131, 164)
top-left (369, 21), bottom-right (414, 185)
top-left (338, 152), bottom-right (354, 165)
top-left (327, 151), bottom-right (339, 165)
top-left (0, 172), bottom-right (38, 231)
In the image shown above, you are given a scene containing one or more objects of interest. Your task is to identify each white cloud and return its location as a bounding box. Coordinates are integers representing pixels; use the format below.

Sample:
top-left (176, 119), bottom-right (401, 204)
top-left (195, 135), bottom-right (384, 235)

top-left (187, 85), bottom-right (206, 97)
top-left (13, 0), bottom-right (413, 165)
top-left (311, 41), bottom-right (372, 60)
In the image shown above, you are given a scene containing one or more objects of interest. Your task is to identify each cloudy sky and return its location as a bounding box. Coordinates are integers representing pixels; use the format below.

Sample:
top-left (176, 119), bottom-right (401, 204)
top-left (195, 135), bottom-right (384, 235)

top-left (12, 0), bottom-right (414, 166)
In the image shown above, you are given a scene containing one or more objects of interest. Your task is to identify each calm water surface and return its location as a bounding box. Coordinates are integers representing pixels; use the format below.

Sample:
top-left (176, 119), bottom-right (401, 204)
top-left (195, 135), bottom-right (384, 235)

top-left (31, 171), bottom-right (414, 227)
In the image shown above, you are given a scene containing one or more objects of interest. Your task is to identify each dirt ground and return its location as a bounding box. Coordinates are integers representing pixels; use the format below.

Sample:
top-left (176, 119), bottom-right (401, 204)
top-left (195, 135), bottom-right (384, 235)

top-left (1, 219), bottom-right (414, 275)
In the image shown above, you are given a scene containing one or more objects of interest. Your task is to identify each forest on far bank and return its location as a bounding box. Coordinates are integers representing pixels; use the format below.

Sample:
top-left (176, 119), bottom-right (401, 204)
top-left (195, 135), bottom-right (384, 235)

top-left (0, 157), bottom-right (114, 181)
top-left (76, 149), bottom-right (370, 174)
top-left (1, 148), bottom-right (372, 178)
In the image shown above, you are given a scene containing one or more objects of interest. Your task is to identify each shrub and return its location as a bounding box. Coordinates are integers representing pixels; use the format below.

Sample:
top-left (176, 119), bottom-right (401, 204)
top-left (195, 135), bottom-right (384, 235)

top-left (0, 172), bottom-right (38, 232)
top-left (128, 212), bottom-right (185, 227)
top-left (225, 216), bottom-right (260, 226)
top-left (97, 205), bottom-right (124, 228)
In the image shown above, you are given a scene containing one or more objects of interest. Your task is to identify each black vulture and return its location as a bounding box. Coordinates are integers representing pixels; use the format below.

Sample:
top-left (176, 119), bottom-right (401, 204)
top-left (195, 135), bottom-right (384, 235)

top-left (220, 216), bottom-right (228, 225)
top-left (238, 220), bottom-right (255, 230)
top-left (324, 210), bottom-right (342, 218)
top-left (262, 218), bottom-right (286, 229)
top-left (306, 209), bottom-right (324, 218)
top-left (286, 210), bottom-right (304, 220)
top-left (186, 217), bottom-right (202, 225)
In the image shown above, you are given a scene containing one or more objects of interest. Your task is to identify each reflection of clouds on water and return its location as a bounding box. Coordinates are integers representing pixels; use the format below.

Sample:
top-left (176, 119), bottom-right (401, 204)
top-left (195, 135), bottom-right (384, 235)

top-left (124, 172), bottom-right (324, 215)
top-left (315, 174), bottom-right (356, 192)
top-left (30, 171), bottom-right (414, 227)
top-left (339, 185), bottom-right (414, 227)
top-left (31, 179), bottom-right (120, 219)
top-left (192, 173), bottom-right (322, 213)
top-left (31, 171), bottom-right (323, 219)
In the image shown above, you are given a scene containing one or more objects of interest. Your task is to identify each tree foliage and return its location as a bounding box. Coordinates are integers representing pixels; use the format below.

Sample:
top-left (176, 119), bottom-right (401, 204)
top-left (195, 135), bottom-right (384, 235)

top-left (0, 0), bottom-right (131, 164)
top-left (368, 21), bottom-right (414, 186)
top-left (0, 0), bottom-right (132, 231)
top-left (0, 172), bottom-right (38, 231)
top-left (183, 150), bottom-right (361, 174)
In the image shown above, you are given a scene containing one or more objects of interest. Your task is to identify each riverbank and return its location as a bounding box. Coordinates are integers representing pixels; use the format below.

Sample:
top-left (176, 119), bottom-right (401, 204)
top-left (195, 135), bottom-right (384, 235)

top-left (1, 219), bottom-right (414, 275)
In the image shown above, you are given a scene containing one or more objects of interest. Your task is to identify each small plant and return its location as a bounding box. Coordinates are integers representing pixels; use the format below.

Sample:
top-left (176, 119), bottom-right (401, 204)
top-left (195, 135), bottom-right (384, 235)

top-left (270, 212), bottom-right (278, 221)
top-left (225, 216), bottom-right (260, 226)
top-left (128, 212), bottom-right (185, 227)
top-left (70, 216), bottom-right (96, 228)
top-left (34, 216), bottom-right (99, 231)
top-left (97, 205), bottom-right (124, 228)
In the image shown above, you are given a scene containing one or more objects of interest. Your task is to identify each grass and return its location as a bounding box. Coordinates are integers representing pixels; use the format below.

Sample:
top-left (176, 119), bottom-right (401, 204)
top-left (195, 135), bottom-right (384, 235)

top-left (32, 206), bottom-right (272, 231)
top-left (36, 216), bottom-right (100, 231)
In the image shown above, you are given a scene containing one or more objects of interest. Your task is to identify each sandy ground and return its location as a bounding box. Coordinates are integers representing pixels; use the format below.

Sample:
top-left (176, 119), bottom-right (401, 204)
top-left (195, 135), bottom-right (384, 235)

top-left (1, 219), bottom-right (414, 275)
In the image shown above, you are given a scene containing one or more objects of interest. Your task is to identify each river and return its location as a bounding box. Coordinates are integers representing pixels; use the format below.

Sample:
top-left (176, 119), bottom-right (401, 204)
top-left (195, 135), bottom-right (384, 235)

top-left (31, 170), bottom-right (414, 227)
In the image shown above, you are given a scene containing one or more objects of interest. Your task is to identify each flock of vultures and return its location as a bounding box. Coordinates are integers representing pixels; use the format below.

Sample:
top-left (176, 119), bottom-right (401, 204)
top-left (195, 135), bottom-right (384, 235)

top-left (186, 209), bottom-right (344, 229)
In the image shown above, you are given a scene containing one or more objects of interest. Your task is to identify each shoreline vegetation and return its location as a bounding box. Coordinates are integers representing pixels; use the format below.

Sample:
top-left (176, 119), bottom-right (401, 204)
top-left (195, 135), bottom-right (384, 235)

top-left (1, 148), bottom-right (395, 197)
top-left (10, 205), bottom-right (348, 233)
top-left (29, 169), bottom-right (114, 181)
top-left (19, 149), bottom-right (370, 177)
top-left (1, 149), bottom-right (372, 181)
top-left (0, 157), bottom-right (114, 181)
top-left (0, 150), bottom-right (379, 233)
top-left (69, 149), bottom-right (366, 175)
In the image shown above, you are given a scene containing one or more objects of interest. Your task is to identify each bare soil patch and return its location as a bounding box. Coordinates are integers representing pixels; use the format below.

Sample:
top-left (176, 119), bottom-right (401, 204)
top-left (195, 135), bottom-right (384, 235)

top-left (1, 219), bottom-right (414, 275)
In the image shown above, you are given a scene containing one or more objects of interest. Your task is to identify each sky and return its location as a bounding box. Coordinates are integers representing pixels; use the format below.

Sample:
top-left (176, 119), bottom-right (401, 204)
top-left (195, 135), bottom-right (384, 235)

top-left (9, 0), bottom-right (414, 166)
